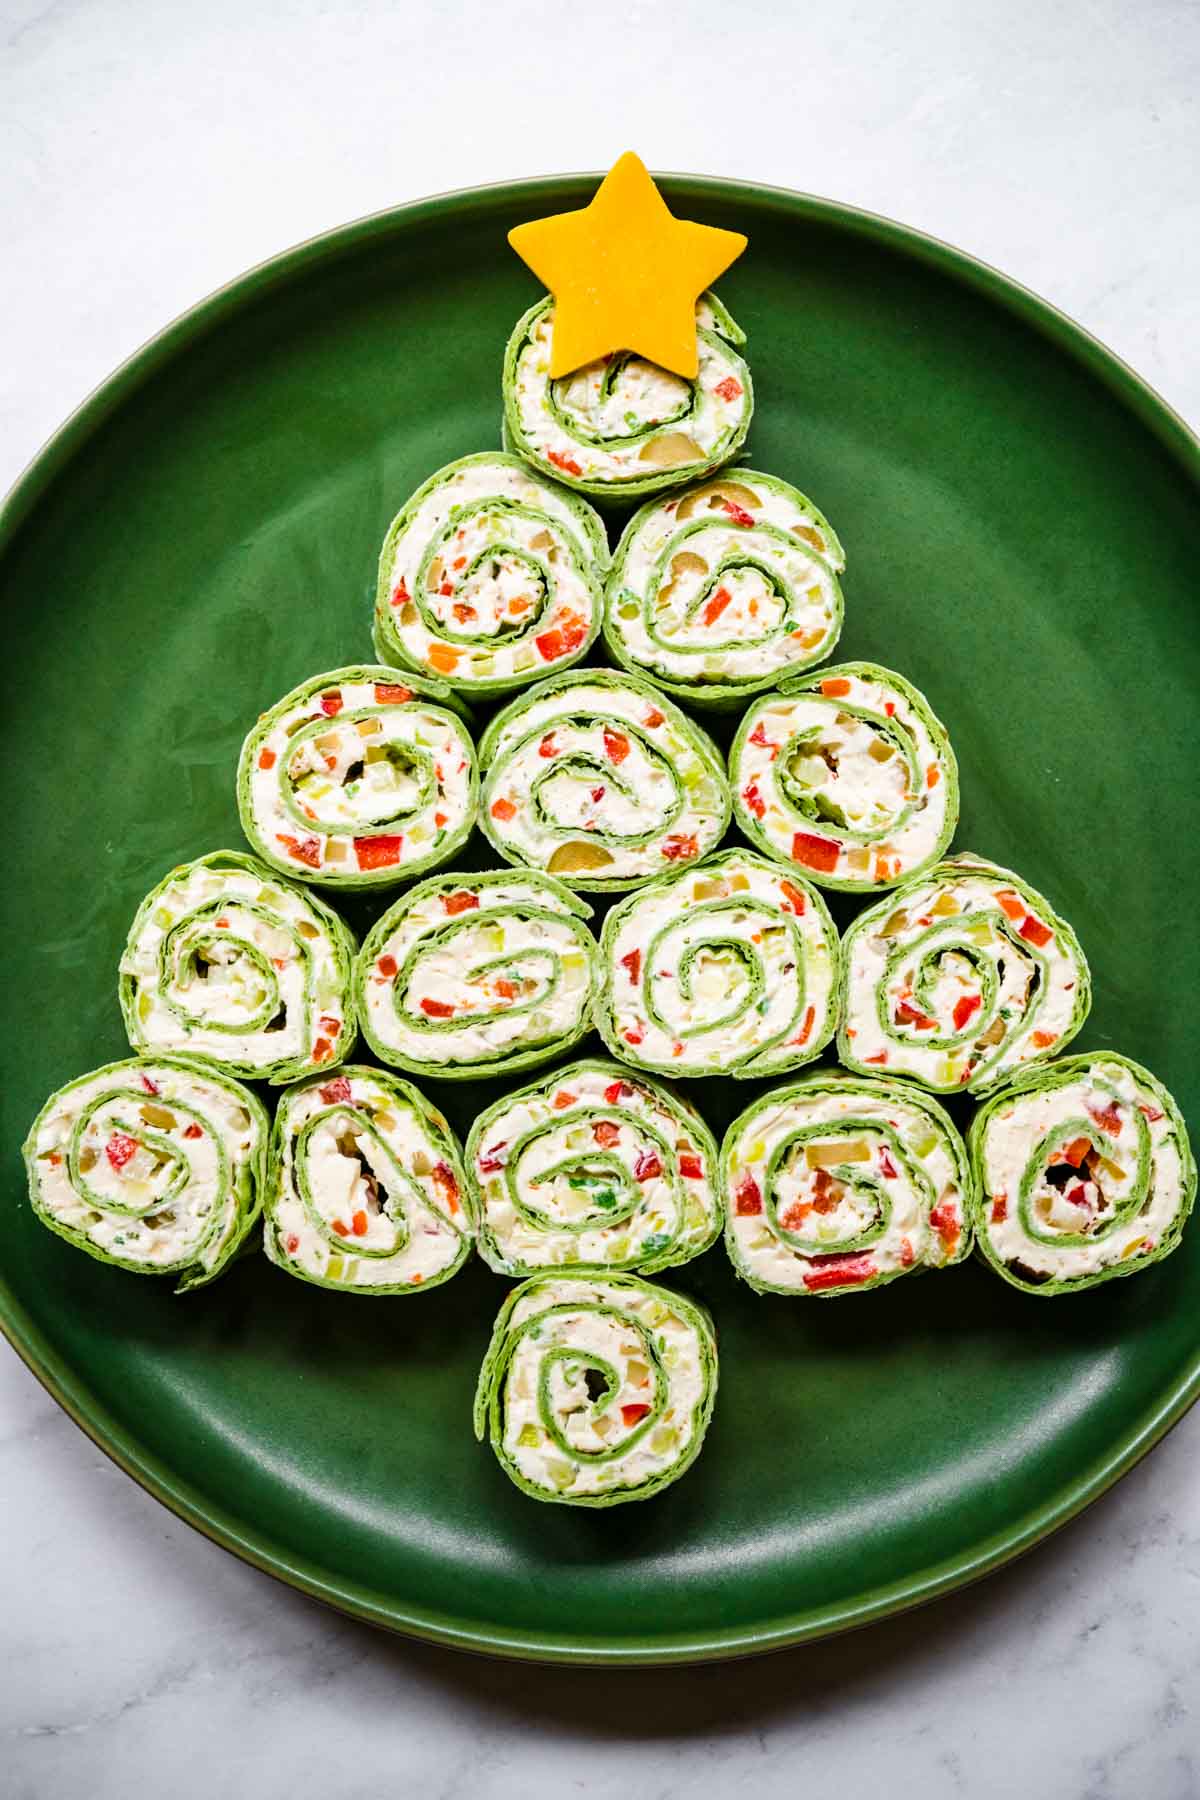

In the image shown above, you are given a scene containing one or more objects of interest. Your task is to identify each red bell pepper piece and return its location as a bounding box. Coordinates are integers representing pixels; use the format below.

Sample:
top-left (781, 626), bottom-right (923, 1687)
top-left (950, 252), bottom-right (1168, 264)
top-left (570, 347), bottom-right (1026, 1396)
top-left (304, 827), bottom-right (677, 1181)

top-left (319, 1076), bottom-right (352, 1104)
top-left (678, 1153), bottom-right (703, 1180)
top-left (442, 890), bottom-right (479, 916)
top-left (742, 783), bottom-right (765, 819)
top-left (277, 834), bottom-right (322, 869)
top-left (1018, 914), bottom-right (1052, 948)
top-left (620, 948), bottom-right (642, 984)
top-left (952, 993), bottom-right (982, 1031)
top-left (420, 997), bottom-right (455, 1018)
top-left (355, 834), bottom-right (403, 871)
top-left (791, 831), bottom-right (839, 873)
top-left (376, 953), bottom-right (398, 979)
top-left (734, 1172), bottom-right (762, 1215)
top-left (105, 1132), bottom-right (138, 1171)
top-left (547, 448), bottom-right (583, 477)
top-left (802, 1254), bottom-right (876, 1291)
top-left (490, 796), bottom-right (517, 821)
top-left (661, 833), bottom-right (698, 861)
top-left (634, 1150), bottom-right (662, 1182)
top-left (714, 376), bottom-right (743, 402)
top-left (432, 1162), bottom-right (460, 1212)
top-left (703, 587), bottom-right (733, 626)
top-left (258, 748), bottom-right (277, 771)
top-left (603, 728), bottom-right (630, 764)
top-left (780, 879), bottom-right (807, 915)
top-left (621, 1403), bottom-right (651, 1427)
top-left (593, 1120), bottom-right (620, 1147)
top-left (374, 682), bottom-right (413, 704)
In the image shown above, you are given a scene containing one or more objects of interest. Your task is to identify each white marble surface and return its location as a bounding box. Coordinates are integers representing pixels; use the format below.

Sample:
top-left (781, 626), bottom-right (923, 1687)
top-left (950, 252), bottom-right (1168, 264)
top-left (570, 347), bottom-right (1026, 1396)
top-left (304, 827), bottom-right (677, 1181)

top-left (2, 1), bottom-right (1198, 1794)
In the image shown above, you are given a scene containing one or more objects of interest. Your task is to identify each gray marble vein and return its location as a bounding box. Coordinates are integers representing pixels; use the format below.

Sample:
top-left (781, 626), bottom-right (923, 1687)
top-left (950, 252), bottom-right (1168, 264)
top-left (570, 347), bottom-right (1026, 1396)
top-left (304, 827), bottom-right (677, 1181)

top-left (2, 1), bottom-right (1198, 1795)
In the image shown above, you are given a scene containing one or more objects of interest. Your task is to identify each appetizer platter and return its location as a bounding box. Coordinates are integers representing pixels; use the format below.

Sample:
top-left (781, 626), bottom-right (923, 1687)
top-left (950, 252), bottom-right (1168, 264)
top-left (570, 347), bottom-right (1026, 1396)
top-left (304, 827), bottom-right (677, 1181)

top-left (2, 158), bottom-right (1198, 1663)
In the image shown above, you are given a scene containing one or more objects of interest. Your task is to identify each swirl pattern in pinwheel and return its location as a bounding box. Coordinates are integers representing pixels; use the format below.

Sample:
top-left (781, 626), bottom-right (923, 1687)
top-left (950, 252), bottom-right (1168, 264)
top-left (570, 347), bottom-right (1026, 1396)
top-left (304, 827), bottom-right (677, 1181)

top-left (237, 666), bottom-right (476, 887)
top-left (120, 850), bottom-right (357, 1084)
top-left (731, 662), bottom-right (958, 888)
top-left (503, 291), bottom-right (752, 499)
top-left (23, 1055), bottom-right (268, 1291)
top-left (372, 453), bottom-right (608, 696)
top-left (839, 855), bottom-right (1090, 1094)
top-left (264, 1064), bottom-right (473, 1293)
top-left (597, 848), bottom-right (839, 1078)
top-left (474, 1272), bottom-right (718, 1504)
top-left (969, 1053), bottom-right (1196, 1294)
top-left (356, 869), bottom-right (600, 1081)
top-left (605, 470), bottom-right (844, 704)
top-left (467, 1059), bottom-right (721, 1276)
top-left (722, 1071), bottom-right (973, 1296)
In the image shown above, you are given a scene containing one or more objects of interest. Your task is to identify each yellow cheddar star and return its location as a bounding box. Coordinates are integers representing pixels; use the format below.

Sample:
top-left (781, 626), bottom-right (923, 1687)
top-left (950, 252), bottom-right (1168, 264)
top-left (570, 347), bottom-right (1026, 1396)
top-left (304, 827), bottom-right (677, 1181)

top-left (508, 152), bottom-right (747, 381)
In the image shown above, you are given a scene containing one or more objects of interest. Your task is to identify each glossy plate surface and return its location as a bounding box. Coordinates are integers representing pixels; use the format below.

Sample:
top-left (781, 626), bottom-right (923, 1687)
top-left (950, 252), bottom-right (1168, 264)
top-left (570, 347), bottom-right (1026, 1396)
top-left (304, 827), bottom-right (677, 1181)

top-left (2, 176), bottom-right (1197, 1664)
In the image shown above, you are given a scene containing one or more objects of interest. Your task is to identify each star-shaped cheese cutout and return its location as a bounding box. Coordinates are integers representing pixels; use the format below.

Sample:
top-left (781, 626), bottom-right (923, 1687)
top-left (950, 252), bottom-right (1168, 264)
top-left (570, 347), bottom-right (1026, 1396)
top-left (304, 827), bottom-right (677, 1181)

top-left (508, 152), bottom-right (747, 380)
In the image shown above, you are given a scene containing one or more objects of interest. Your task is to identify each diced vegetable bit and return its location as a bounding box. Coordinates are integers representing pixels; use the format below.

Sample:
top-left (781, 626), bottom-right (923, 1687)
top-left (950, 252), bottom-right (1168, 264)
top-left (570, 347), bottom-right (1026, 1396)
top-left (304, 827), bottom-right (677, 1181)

top-left (182, 1122), bottom-right (203, 1140)
top-left (312, 1038), bottom-right (335, 1063)
top-left (286, 1233), bottom-right (300, 1253)
top-left (1138, 1101), bottom-right (1165, 1123)
top-left (390, 577), bottom-right (410, 608)
top-left (777, 879), bottom-right (807, 916)
top-left (331, 1218), bottom-right (350, 1238)
top-left (703, 586), bottom-right (733, 627)
top-left (623, 1026), bottom-right (644, 1046)
top-left (634, 1150), bottom-right (663, 1182)
top-left (791, 1004), bottom-right (815, 1046)
top-left (278, 833), bottom-right (322, 869)
top-left (552, 1090), bottom-right (576, 1109)
top-left (637, 432), bottom-right (703, 467)
top-left (538, 734), bottom-right (558, 758)
top-left (791, 831), bottom-right (839, 873)
top-left (994, 890), bottom-right (1025, 921)
top-left (621, 1403), bottom-right (652, 1427)
top-left (806, 1139), bottom-right (870, 1168)
top-left (258, 747), bottom-right (277, 771)
top-left (900, 1238), bottom-right (915, 1266)
top-left (443, 889), bottom-right (480, 916)
top-left (926, 765), bottom-right (940, 788)
top-left (929, 1201), bottom-right (960, 1251)
top-left (431, 1162), bottom-right (460, 1212)
top-left (319, 691), bottom-right (343, 716)
top-left (864, 1051), bottom-right (889, 1064)
top-left (821, 678), bottom-right (851, 698)
top-left (977, 1016), bottom-right (1006, 1047)
top-left (603, 1080), bottom-right (629, 1103)
top-left (1019, 914), bottom-right (1053, 948)
top-left (1087, 1100), bottom-right (1123, 1135)
top-left (593, 1120), bottom-right (620, 1147)
top-left (661, 833), bottom-right (699, 862)
top-left (105, 1132), bottom-right (138, 1172)
top-left (478, 1143), bottom-right (507, 1175)
top-left (1031, 1030), bottom-right (1057, 1048)
top-left (376, 953), bottom-right (398, 979)
top-left (428, 645), bottom-right (459, 674)
top-left (374, 682), bottom-right (413, 704)
top-left (952, 993), bottom-right (982, 1031)
top-left (742, 783), bottom-right (765, 820)
top-left (644, 708), bottom-right (664, 728)
top-left (714, 376), bottom-right (743, 402)
top-left (547, 448), bottom-right (583, 477)
top-left (420, 997), bottom-right (455, 1018)
top-left (678, 1153), bottom-right (703, 1179)
top-left (803, 1254), bottom-right (876, 1291)
top-left (603, 728), bottom-right (630, 764)
top-left (620, 948), bottom-right (642, 984)
top-left (319, 1076), bottom-right (352, 1104)
top-left (355, 834), bottom-right (404, 871)
top-left (990, 1192), bottom-right (1008, 1223)
top-left (734, 1173), bottom-right (763, 1215)
top-left (490, 796), bottom-right (517, 822)
top-left (351, 1210), bottom-right (369, 1237)
top-left (895, 1000), bottom-right (937, 1030)
top-left (548, 840), bottom-right (615, 873)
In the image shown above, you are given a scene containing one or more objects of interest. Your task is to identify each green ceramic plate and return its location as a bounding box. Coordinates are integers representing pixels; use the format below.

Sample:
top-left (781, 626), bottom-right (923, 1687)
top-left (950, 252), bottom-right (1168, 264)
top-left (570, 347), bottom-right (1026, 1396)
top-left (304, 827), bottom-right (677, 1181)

top-left (2, 176), bottom-right (1197, 1665)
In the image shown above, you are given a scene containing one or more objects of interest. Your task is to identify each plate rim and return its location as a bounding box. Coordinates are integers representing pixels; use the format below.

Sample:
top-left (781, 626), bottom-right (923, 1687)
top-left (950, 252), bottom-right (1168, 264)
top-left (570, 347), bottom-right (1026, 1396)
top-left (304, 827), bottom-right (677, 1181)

top-left (3, 172), bottom-right (1198, 1666)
